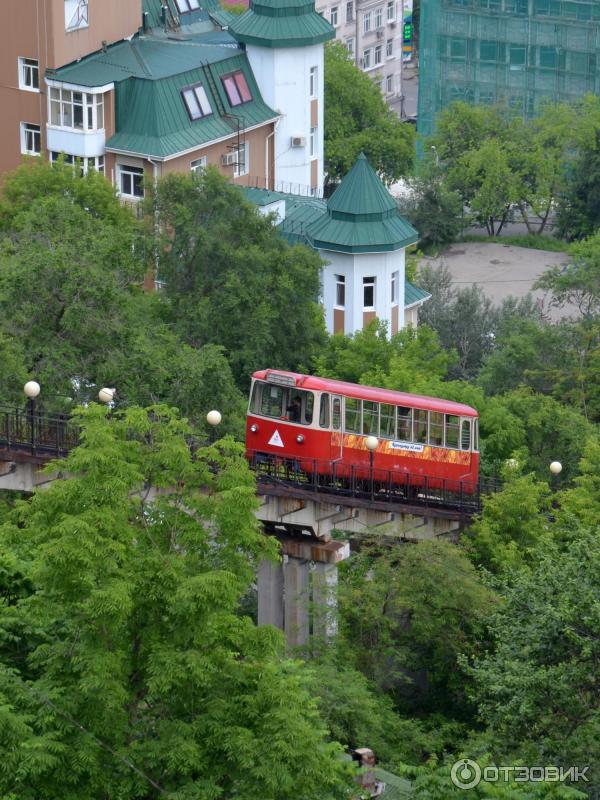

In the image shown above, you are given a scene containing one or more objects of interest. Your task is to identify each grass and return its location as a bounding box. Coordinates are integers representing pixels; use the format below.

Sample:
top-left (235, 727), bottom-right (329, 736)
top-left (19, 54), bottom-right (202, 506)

top-left (459, 233), bottom-right (569, 252)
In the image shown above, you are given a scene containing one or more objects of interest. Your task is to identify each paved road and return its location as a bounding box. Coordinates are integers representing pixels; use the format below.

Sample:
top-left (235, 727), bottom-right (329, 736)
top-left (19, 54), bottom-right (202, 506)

top-left (422, 242), bottom-right (578, 321)
top-left (389, 61), bottom-right (418, 120)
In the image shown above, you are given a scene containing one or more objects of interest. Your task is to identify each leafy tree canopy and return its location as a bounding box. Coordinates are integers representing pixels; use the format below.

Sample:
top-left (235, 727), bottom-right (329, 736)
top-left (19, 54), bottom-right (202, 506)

top-left (152, 168), bottom-right (326, 388)
top-left (0, 405), bottom-right (352, 799)
top-left (324, 42), bottom-right (415, 188)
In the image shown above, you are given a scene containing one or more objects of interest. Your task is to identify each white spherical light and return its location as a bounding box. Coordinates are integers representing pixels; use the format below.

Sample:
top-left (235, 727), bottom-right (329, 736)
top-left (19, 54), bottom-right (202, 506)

top-left (549, 461), bottom-right (562, 475)
top-left (23, 380), bottom-right (41, 399)
top-left (206, 409), bottom-right (222, 427)
top-left (98, 387), bottom-right (115, 404)
top-left (365, 435), bottom-right (379, 452)
top-left (505, 458), bottom-right (519, 470)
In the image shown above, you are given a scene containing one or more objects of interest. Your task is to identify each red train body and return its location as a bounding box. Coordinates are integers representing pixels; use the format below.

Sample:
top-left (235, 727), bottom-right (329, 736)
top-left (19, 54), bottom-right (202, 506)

top-left (246, 370), bottom-right (480, 494)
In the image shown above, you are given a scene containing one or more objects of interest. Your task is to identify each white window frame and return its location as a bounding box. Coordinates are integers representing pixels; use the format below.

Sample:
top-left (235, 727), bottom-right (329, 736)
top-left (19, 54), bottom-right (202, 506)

top-left (310, 126), bottom-right (317, 158)
top-left (363, 11), bottom-right (372, 32)
top-left (191, 156), bottom-right (208, 173)
top-left (65, 0), bottom-right (89, 32)
top-left (363, 48), bottom-right (372, 69)
top-left (374, 44), bottom-right (383, 64)
top-left (182, 84), bottom-right (212, 120)
top-left (346, 37), bottom-right (355, 56)
top-left (18, 57), bottom-right (39, 92)
top-left (387, 0), bottom-right (395, 20)
top-left (375, 6), bottom-right (383, 28)
top-left (391, 271), bottom-right (398, 304)
top-left (49, 88), bottom-right (104, 132)
top-left (346, 1), bottom-right (354, 21)
top-left (174, 0), bottom-right (200, 12)
top-left (363, 276), bottom-right (376, 310)
top-left (20, 123), bottom-right (41, 156)
top-left (386, 74), bottom-right (394, 93)
top-left (50, 152), bottom-right (104, 175)
top-left (386, 38), bottom-right (393, 57)
top-left (119, 164), bottom-right (145, 199)
top-left (309, 66), bottom-right (318, 99)
top-left (233, 141), bottom-right (249, 178)
top-left (330, 5), bottom-right (339, 25)
top-left (335, 274), bottom-right (346, 308)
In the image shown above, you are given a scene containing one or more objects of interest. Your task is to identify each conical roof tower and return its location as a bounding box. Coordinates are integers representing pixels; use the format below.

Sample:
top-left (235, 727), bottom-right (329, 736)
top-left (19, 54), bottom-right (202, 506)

top-left (307, 154), bottom-right (418, 252)
top-left (229, 0), bottom-right (334, 48)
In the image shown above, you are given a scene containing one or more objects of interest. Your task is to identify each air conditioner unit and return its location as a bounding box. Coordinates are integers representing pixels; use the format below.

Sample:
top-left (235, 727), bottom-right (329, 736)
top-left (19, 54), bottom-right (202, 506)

top-left (389, 19), bottom-right (396, 27)
top-left (376, 28), bottom-right (384, 38)
top-left (221, 152), bottom-right (237, 166)
top-left (291, 136), bottom-right (306, 148)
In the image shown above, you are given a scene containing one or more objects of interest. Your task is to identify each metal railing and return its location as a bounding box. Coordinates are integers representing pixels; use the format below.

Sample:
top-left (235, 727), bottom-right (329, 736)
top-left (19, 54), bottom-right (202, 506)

top-left (0, 406), bottom-right (79, 458)
top-left (247, 450), bottom-right (502, 515)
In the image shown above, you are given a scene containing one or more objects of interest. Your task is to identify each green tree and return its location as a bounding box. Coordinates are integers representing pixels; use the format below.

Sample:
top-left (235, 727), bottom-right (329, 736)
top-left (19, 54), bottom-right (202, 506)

top-left (555, 128), bottom-right (600, 240)
top-left (324, 42), bottom-right (415, 188)
top-left (470, 529), bottom-right (600, 793)
top-left (338, 539), bottom-right (497, 720)
top-left (398, 171), bottom-right (464, 251)
top-left (152, 168), bottom-right (326, 387)
top-left (536, 230), bottom-right (600, 319)
top-left (0, 405), bottom-right (352, 799)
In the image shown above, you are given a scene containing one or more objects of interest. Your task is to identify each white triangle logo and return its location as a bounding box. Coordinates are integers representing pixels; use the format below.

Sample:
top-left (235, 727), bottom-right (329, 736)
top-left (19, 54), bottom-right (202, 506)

top-left (268, 429), bottom-right (284, 447)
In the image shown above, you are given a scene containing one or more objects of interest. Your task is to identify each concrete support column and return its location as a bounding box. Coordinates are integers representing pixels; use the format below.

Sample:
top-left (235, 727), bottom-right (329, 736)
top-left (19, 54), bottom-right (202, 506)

top-left (257, 559), bottom-right (284, 629)
top-left (312, 561), bottom-right (338, 640)
top-left (284, 556), bottom-right (310, 648)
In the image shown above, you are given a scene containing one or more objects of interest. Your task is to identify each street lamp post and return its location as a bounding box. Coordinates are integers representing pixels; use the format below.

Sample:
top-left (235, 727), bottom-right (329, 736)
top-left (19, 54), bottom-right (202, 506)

top-left (365, 435), bottom-right (379, 501)
top-left (23, 380), bottom-right (40, 453)
top-left (206, 409), bottom-right (222, 443)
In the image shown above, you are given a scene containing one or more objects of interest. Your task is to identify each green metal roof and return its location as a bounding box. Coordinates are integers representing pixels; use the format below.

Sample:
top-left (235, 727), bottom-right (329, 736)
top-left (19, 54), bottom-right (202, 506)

top-left (375, 767), bottom-right (413, 799)
top-left (308, 154), bottom-right (418, 253)
top-left (405, 280), bottom-right (431, 307)
top-left (328, 153), bottom-right (398, 221)
top-left (229, 0), bottom-right (335, 48)
top-left (107, 53), bottom-right (278, 158)
top-left (52, 36), bottom-right (237, 86)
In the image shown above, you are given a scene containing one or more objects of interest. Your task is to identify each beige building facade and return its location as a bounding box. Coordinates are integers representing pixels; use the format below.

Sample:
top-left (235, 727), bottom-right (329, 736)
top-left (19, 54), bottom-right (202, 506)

top-left (315, 0), bottom-right (403, 102)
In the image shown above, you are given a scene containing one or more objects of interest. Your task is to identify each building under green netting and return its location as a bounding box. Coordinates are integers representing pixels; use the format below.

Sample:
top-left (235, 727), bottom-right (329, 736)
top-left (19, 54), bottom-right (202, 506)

top-left (417, 0), bottom-right (600, 138)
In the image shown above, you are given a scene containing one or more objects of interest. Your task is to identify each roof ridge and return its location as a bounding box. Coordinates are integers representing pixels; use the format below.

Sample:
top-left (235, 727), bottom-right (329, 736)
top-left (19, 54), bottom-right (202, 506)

top-left (129, 40), bottom-right (153, 77)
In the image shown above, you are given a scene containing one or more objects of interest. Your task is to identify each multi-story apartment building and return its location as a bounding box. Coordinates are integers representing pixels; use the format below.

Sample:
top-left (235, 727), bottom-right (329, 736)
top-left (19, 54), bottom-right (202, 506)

top-left (315, 0), bottom-right (404, 102)
top-left (418, 0), bottom-right (600, 138)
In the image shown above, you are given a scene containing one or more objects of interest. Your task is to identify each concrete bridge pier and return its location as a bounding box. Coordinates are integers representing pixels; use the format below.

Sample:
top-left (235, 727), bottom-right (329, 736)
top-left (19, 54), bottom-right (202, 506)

top-left (257, 536), bottom-right (350, 648)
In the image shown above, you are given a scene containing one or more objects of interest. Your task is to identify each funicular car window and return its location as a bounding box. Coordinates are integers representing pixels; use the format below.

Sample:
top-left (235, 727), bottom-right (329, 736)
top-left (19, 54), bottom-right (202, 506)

top-left (461, 419), bottom-right (471, 450)
top-left (414, 409), bottom-right (428, 443)
top-left (345, 397), bottom-right (361, 433)
top-left (332, 397), bottom-right (341, 430)
top-left (429, 411), bottom-right (444, 446)
top-left (260, 383), bottom-right (284, 417)
top-left (445, 414), bottom-right (460, 448)
top-left (397, 407), bottom-right (412, 440)
top-left (320, 393), bottom-right (330, 428)
top-left (362, 401), bottom-right (378, 434)
top-left (380, 403), bottom-right (395, 438)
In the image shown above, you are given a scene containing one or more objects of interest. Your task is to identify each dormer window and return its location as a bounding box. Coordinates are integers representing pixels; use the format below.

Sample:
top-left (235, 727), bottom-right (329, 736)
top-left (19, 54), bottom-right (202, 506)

top-left (221, 71), bottom-right (252, 106)
top-left (174, 0), bottom-right (200, 12)
top-left (182, 84), bottom-right (212, 120)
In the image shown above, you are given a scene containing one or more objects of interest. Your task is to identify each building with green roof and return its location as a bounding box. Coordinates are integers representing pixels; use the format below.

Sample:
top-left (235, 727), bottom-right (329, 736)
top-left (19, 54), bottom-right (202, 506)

top-left (243, 153), bottom-right (427, 337)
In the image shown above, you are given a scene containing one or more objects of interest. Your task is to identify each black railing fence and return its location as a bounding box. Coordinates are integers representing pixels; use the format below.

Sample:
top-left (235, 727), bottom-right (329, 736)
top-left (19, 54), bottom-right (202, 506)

top-left (0, 409), bottom-right (501, 515)
top-left (0, 406), bottom-right (79, 458)
top-left (247, 450), bottom-right (502, 515)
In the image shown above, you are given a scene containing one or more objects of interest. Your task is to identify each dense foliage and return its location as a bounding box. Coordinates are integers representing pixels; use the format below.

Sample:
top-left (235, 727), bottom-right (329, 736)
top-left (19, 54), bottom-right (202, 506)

top-left (1, 156), bottom-right (599, 798)
top-left (324, 42), bottom-right (415, 189)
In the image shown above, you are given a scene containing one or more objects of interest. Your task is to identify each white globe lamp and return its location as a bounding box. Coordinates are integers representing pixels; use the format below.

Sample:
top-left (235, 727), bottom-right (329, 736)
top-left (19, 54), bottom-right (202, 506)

top-left (24, 380), bottom-right (41, 399)
top-left (365, 435), bottom-right (379, 452)
top-left (206, 410), bottom-right (222, 427)
top-left (98, 387), bottom-right (115, 404)
top-left (549, 461), bottom-right (562, 475)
